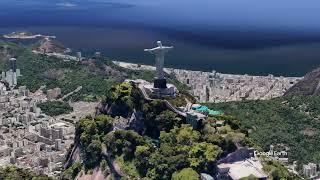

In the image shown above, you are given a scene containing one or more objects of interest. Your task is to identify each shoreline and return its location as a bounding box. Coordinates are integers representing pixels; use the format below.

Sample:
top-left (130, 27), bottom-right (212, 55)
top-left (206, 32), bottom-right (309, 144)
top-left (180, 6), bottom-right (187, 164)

top-left (112, 61), bottom-right (302, 78)
top-left (3, 32), bottom-right (56, 39)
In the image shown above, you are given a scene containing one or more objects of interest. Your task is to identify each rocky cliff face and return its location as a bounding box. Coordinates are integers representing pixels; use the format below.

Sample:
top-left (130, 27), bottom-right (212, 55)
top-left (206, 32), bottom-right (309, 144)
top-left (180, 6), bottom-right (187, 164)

top-left (100, 102), bottom-right (146, 134)
top-left (285, 68), bottom-right (320, 96)
top-left (37, 38), bottom-right (67, 54)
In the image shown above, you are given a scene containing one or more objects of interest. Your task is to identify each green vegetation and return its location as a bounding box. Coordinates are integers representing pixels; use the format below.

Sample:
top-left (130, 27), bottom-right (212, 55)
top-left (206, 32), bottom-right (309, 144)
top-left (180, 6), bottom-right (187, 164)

top-left (105, 130), bottom-right (152, 160)
top-left (171, 168), bottom-right (200, 180)
top-left (0, 166), bottom-right (51, 180)
top-left (71, 81), bottom-right (300, 179)
top-left (61, 161), bottom-right (82, 179)
top-left (100, 159), bottom-right (110, 177)
top-left (205, 95), bottom-right (320, 166)
top-left (0, 41), bottom-right (21, 70)
top-left (2, 37), bottom-right (305, 180)
top-left (262, 159), bottom-right (296, 180)
top-left (38, 101), bottom-right (73, 116)
top-left (1, 41), bottom-right (191, 102)
top-left (239, 175), bottom-right (258, 180)
top-left (142, 100), bottom-right (183, 138)
top-left (165, 91), bottom-right (196, 107)
top-left (105, 130), bottom-right (153, 179)
top-left (116, 155), bottom-right (140, 178)
top-left (105, 82), bottom-right (143, 117)
top-left (167, 74), bottom-right (191, 93)
top-left (128, 69), bottom-right (155, 82)
top-left (75, 115), bottom-right (114, 169)
top-left (76, 87), bottom-right (235, 179)
top-left (98, 83), bottom-right (255, 179)
top-left (104, 82), bottom-right (186, 138)
top-left (0, 41), bottom-right (119, 101)
top-left (105, 125), bottom-right (222, 179)
top-left (16, 49), bottom-right (118, 101)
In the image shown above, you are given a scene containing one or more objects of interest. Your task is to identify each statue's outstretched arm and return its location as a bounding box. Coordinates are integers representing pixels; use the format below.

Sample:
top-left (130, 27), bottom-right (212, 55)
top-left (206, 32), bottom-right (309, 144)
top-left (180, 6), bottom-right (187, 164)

top-left (163, 46), bottom-right (173, 53)
top-left (144, 47), bottom-right (159, 54)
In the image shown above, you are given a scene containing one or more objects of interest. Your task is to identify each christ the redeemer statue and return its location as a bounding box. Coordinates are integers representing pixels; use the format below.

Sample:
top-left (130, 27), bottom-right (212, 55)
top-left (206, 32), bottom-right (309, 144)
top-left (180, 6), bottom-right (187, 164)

top-left (144, 41), bottom-right (173, 88)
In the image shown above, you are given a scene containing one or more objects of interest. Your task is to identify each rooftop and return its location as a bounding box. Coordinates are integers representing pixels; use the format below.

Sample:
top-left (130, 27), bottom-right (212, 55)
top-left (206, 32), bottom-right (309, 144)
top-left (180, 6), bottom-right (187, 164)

top-left (218, 158), bottom-right (267, 179)
top-left (192, 104), bottom-right (222, 116)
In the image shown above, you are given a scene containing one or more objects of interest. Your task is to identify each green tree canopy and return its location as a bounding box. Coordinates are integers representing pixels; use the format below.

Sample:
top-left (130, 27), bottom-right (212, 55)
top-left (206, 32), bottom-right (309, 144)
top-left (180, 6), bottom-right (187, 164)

top-left (171, 168), bottom-right (200, 180)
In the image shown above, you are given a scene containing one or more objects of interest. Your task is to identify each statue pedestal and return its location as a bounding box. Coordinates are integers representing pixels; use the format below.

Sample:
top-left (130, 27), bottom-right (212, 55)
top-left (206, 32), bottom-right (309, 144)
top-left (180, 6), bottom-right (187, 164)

top-left (154, 78), bottom-right (167, 89)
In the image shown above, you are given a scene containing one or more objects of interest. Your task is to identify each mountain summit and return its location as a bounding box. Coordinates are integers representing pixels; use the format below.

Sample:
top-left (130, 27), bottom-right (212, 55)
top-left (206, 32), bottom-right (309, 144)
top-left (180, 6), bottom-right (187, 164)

top-left (285, 67), bottom-right (320, 96)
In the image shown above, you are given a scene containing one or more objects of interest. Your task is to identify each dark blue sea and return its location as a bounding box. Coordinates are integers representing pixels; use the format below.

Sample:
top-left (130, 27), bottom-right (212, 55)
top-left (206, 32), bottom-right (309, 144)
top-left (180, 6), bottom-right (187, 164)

top-left (1, 0), bottom-right (320, 76)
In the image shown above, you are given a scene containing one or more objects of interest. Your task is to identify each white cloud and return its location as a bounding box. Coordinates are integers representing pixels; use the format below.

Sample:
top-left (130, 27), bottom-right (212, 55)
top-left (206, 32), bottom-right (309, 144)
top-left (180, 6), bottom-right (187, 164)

top-left (56, 2), bottom-right (77, 7)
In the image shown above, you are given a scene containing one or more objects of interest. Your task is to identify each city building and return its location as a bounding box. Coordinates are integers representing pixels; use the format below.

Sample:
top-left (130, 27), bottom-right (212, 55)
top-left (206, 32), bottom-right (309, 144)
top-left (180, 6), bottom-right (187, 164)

top-left (0, 85), bottom-right (75, 176)
top-left (9, 57), bottom-right (17, 72)
top-left (170, 69), bottom-right (301, 103)
top-left (76, 51), bottom-right (82, 61)
top-left (217, 158), bottom-right (267, 180)
top-left (303, 163), bottom-right (318, 178)
top-left (113, 61), bottom-right (301, 103)
top-left (1, 57), bottom-right (21, 88)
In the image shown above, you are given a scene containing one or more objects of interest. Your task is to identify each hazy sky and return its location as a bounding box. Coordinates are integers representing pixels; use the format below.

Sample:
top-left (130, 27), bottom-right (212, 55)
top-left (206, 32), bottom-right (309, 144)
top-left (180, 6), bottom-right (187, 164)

top-left (129, 0), bottom-right (320, 32)
top-left (1, 0), bottom-right (320, 32)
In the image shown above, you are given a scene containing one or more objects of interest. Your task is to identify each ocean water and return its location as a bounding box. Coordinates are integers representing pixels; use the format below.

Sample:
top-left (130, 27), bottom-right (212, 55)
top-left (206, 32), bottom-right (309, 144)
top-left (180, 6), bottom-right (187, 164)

top-left (1, 0), bottom-right (320, 76)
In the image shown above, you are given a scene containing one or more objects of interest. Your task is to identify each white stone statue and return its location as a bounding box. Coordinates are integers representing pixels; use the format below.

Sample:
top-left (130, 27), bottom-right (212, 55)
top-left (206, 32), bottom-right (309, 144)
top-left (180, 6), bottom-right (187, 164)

top-left (144, 41), bottom-right (173, 80)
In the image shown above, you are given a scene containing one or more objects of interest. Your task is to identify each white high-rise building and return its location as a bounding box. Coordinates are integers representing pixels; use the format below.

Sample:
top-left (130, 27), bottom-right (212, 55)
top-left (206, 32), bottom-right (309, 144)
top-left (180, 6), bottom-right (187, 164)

top-left (9, 57), bottom-right (17, 72)
top-left (5, 70), bottom-right (14, 87)
top-left (1, 57), bottom-right (21, 88)
top-left (76, 52), bottom-right (82, 61)
top-left (303, 163), bottom-right (318, 178)
top-left (16, 69), bottom-right (21, 77)
top-left (13, 72), bottom-right (17, 86)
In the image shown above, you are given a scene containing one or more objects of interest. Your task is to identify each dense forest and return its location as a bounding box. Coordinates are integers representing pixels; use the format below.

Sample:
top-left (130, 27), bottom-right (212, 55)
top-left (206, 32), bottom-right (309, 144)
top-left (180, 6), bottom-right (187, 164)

top-left (38, 101), bottom-right (73, 116)
top-left (205, 95), bottom-right (320, 169)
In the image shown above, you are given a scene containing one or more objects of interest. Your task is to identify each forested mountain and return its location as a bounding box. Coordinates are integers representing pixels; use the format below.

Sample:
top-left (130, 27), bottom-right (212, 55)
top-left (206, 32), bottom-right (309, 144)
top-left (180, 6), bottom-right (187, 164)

top-left (205, 95), bottom-right (320, 170)
top-left (64, 82), bottom-right (297, 180)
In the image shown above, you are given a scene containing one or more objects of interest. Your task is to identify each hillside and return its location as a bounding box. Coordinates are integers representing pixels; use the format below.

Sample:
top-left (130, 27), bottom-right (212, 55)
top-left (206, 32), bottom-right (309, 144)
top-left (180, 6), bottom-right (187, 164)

top-left (1, 40), bottom-right (302, 179)
top-left (205, 95), bottom-right (320, 169)
top-left (1, 40), bottom-right (189, 102)
top-left (0, 166), bottom-right (51, 180)
top-left (205, 67), bottom-right (320, 169)
top-left (35, 38), bottom-right (67, 53)
top-left (285, 67), bottom-right (320, 96)
top-left (64, 82), bottom-right (297, 180)
top-left (0, 41), bottom-right (20, 69)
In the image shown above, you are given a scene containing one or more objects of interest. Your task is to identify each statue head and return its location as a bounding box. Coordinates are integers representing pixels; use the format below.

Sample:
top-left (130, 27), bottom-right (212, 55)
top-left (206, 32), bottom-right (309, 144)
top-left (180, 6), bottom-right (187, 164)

top-left (157, 41), bottom-right (162, 47)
